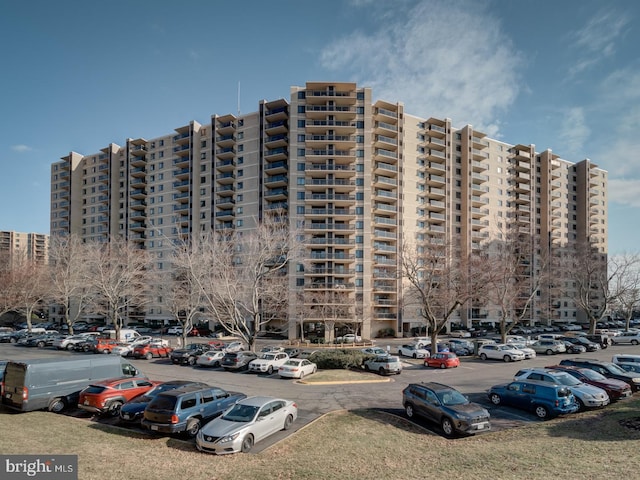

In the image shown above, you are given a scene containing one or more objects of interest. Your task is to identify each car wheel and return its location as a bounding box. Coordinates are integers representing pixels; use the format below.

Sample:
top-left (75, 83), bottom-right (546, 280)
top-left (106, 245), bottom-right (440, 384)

top-left (241, 434), bottom-right (254, 453)
top-left (66, 344), bottom-right (75, 351)
top-left (534, 405), bottom-right (549, 419)
top-left (576, 398), bottom-right (585, 412)
top-left (145, 352), bottom-right (153, 360)
top-left (441, 417), bottom-right (455, 437)
top-left (312, 366), bottom-right (317, 374)
top-left (186, 418), bottom-right (201, 437)
top-left (439, 363), bottom-right (446, 369)
top-left (9, 337), bottom-right (17, 343)
top-left (299, 371), bottom-right (305, 379)
top-left (503, 355), bottom-right (511, 362)
top-left (480, 353), bottom-right (487, 360)
top-left (107, 400), bottom-right (123, 417)
top-left (188, 356), bottom-right (196, 366)
top-left (101, 349), bottom-right (109, 354)
top-left (546, 349), bottom-right (554, 355)
top-left (48, 398), bottom-right (66, 413)
top-left (632, 340), bottom-right (639, 345)
top-left (364, 364), bottom-right (370, 372)
top-left (405, 403), bottom-right (415, 418)
top-left (214, 361), bottom-right (220, 368)
top-left (378, 367), bottom-right (386, 376)
top-left (413, 353), bottom-right (417, 359)
top-left (267, 365), bottom-right (274, 375)
top-left (283, 414), bottom-right (294, 430)
top-left (489, 393), bottom-right (502, 405)
top-left (37, 341), bottom-right (45, 348)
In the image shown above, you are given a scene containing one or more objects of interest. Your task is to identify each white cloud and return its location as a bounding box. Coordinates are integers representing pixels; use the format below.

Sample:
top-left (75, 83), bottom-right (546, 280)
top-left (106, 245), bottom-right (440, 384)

top-left (608, 179), bottom-right (640, 207)
top-left (567, 10), bottom-right (630, 77)
top-left (11, 144), bottom-right (32, 153)
top-left (319, 0), bottom-right (523, 135)
top-left (557, 107), bottom-right (590, 158)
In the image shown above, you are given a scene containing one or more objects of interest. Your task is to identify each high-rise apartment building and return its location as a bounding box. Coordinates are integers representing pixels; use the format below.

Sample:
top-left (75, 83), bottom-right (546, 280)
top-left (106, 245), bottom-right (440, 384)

top-left (50, 81), bottom-right (607, 339)
top-left (0, 230), bottom-right (49, 266)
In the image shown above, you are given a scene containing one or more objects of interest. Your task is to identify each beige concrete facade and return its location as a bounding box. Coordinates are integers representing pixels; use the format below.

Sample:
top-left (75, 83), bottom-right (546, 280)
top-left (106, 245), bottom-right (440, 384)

top-left (0, 230), bottom-right (49, 266)
top-left (50, 81), bottom-right (607, 338)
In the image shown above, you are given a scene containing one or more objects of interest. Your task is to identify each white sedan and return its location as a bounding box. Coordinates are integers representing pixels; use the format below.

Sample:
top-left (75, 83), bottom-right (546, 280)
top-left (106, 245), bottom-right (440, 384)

top-left (397, 344), bottom-right (430, 359)
top-left (196, 350), bottom-right (226, 368)
top-left (337, 334), bottom-right (362, 343)
top-left (449, 330), bottom-right (471, 338)
top-left (196, 396), bottom-right (298, 454)
top-left (278, 358), bottom-right (317, 379)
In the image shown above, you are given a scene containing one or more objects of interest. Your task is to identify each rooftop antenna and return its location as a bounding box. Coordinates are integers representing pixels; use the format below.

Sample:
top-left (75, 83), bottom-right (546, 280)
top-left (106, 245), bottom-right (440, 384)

top-left (237, 81), bottom-right (241, 116)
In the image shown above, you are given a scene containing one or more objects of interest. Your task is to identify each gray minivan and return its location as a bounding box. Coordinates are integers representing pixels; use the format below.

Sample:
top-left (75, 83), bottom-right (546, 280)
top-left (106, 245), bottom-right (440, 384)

top-left (1, 356), bottom-right (141, 413)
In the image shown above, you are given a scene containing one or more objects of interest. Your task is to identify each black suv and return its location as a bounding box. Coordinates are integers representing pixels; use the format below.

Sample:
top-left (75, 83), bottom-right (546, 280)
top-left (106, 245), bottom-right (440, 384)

top-left (402, 382), bottom-right (490, 437)
top-left (170, 343), bottom-right (208, 366)
top-left (559, 358), bottom-right (640, 391)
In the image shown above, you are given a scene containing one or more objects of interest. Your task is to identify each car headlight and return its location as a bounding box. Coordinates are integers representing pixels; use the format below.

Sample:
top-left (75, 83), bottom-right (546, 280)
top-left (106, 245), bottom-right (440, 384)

top-left (633, 378), bottom-right (640, 384)
top-left (219, 432), bottom-right (241, 443)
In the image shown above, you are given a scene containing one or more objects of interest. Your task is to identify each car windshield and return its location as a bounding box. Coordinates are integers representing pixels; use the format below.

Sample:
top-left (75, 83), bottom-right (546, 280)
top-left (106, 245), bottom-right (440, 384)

top-left (552, 373), bottom-right (581, 386)
top-left (436, 389), bottom-right (468, 406)
top-left (607, 363), bottom-right (628, 374)
top-left (261, 354), bottom-right (276, 360)
top-left (222, 403), bottom-right (259, 422)
top-left (283, 360), bottom-right (299, 367)
top-left (578, 369), bottom-right (606, 381)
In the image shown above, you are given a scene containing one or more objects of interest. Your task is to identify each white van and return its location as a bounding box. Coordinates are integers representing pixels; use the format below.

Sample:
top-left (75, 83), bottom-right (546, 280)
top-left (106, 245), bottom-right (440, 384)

top-left (104, 329), bottom-right (141, 342)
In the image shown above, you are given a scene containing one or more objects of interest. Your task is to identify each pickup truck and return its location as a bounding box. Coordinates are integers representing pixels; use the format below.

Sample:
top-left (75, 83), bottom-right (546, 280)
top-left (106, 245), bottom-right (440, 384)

top-left (142, 385), bottom-right (246, 437)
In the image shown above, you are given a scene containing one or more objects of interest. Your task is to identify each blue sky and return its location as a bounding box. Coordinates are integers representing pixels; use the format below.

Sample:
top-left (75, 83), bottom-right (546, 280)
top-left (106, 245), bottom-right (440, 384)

top-left (1, 0), bottom-right (639, 254)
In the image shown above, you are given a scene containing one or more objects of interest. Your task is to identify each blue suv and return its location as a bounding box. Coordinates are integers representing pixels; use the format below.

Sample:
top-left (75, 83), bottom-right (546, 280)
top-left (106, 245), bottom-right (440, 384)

top-left (488, 379), bottom-right (579, 419)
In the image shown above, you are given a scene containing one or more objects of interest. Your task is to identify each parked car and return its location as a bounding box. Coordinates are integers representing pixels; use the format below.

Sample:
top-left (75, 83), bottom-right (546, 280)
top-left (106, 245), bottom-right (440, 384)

top-left (449, 330), bottom-right (471, 338)
top-left (53, 334), bottom-right (96, 351)
top-left (397, 344), bottom-right (430, 359)
top-left (283, 347), bottom-right (300, 358)
top-left (529, 340), bottom-right (566, 355)
top-left (361, 347), bottom-right (388, 356)
top-left (298, 350), bottom-right (319, 360)
top-left (119, 380), bottom-right (210, 425)
top-left (584, 334), bottom-right (612, 348)
top-left (112, 337), bottom-right (154, 357)
top-left (561, 340), bottom-right (586, 354)
top-left (424, 352), bottom-right (460, 369)
top-left (508, 343), bottom-right (537, 359)
top-left (514, 368), bottom-right (609, 410)
top-left (196, 396), bottom-right (297, 454)
top-left (478, 344), bottom-right (525, 362)
top-left (196, 350), bottom-right (226, 368)
top-left (223, 341), bottom-right (246, 353)
top-left (166, 326), bottom-right (183, 335)
top-left (402, 382), bottom-right (490, 437)
top-left (364, 355), bottom-right (402, 375)
top-left (546, 365), bottom-right (633, 401)
top-left (558, 358), bottom-right (640, 392)
top-left (142, 385), bottom-right (247, 437)
top-left (278, 358), bottom-right (317, 379)
top-left (612, 354), bottom-right (640, 368)
top-left (248, 352), bottom-right (289, 374)
top-left (447, 339), bottom-right (473, 356)
top-left (78, 377), bottom-right (157, 416)
top-left (23, 333), bottom-right (64, 348)
top-left (259, 346), bottom-right (286, 354)
top-left (561, 336), bottom-right (600, 352)
top-left (170, 343), bottom-right (209, 366)
top-left (336, 333), bottom-right (362, 343)
top-left (487, 380), bottom-right (579, 419)
top-left (222, 351), bottom-right (258, 371)
top-left (611, 331), bottom-right (640, 345)
top-left (91, 338), bottom-right (121, 354)
top-left (616, 363), bottom-right (640, 374)
top-left (133, 342), bottom-right (173, 360)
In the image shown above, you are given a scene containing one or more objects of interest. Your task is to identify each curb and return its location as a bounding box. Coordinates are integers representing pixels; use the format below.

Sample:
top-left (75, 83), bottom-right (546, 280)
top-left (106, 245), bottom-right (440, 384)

top-left (297, 377), bottom-right (392, 385)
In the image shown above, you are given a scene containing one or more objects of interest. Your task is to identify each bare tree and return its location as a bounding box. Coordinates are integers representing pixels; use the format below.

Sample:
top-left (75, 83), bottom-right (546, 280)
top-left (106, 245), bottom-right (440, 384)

top-left (299, 289), bottom-right (354, 344)
top-left (184, 213), bottom-right (304, 351)
top-left (48, 235), bottom-right (95, 334)
top-left (86, 236), bottom-right (154, 340)
top-left (484, 234), bottom-right (549, 343)
top-left (401, 239), bottom-right (491, 351)
top-left (561, 240), bottom-right (618, 334)
top-left (163, 241), bottom-right (209, 348)
top-left (608, 253), bottom-right (640, 331)
top-left (9, 255), bottom-right (51, 331)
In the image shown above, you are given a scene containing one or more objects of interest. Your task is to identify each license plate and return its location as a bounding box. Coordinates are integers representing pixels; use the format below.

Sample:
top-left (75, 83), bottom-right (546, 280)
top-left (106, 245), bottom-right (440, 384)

top-left (476, 423), bottom-right (485, 430)
top-left (122, 414), bottom-right (130, 419)
top-left (5, 393), bottom-right (11, 399)
top-left (84, 400), bottom-right (90, 405)
top-left (151, 425), bottom-right (158, 431)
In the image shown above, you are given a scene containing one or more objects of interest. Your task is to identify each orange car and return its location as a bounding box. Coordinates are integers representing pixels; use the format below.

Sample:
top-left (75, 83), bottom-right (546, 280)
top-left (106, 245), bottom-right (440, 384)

top-left (78, 377), bottom-right (157, 416)
top-left (424, 352), bottom-right (460, 369)
top-left (92, 338), bottom-right (121, 354)
top-left (133, 342), bottom-right (173, 360)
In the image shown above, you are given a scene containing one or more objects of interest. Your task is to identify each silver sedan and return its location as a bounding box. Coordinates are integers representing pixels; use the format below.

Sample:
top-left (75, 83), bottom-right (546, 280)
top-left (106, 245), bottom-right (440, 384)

top-left (196, 396), bottom-right (298, 454)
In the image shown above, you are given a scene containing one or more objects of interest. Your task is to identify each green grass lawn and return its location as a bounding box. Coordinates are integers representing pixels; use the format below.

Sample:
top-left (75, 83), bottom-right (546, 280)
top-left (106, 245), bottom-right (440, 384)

top-left (1, 398), bottom-right (640, 479)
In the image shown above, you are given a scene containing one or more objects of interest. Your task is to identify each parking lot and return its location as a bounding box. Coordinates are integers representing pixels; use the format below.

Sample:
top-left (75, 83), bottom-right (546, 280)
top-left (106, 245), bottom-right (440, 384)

top-left (2, 337), bottom-right (639, 451)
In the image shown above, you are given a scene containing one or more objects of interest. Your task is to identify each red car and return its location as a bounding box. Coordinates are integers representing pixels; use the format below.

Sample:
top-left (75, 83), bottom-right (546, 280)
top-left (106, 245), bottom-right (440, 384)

top-left (92, 338), bottom-right (121, 354)
top-left (133, 342), bottom-right (173, 360)
top-left (78, 377), bottom-right (157, 416)
top-left (424, 352), bottom-right (460, 369)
